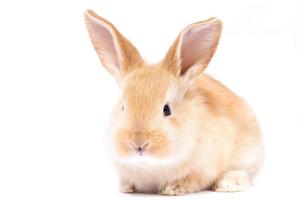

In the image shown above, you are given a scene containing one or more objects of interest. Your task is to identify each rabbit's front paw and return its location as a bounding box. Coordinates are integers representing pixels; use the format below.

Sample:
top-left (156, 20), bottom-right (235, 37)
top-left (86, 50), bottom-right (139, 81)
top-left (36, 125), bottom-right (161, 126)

top-left (161, 180), bottom-right (192, 195)
top-left (213, 170), bottom-right (250, 192)
top-left (119, 180), bottom-right (136, 193)
top-left (120, 184), bottom-right (135, 193)
top-left (161, 177), bottom-right (195, 195)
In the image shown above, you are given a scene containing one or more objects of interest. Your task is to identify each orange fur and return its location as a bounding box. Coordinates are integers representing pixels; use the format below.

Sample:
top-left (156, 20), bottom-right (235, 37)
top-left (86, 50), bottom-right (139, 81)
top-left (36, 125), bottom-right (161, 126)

top-left (84, 10), bottom-right (263, 195)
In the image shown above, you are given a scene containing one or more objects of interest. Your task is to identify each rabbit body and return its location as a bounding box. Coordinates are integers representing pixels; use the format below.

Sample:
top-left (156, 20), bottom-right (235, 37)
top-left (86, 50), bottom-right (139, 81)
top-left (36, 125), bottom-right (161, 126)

top-left (85, 10), bottom-right (263, 195)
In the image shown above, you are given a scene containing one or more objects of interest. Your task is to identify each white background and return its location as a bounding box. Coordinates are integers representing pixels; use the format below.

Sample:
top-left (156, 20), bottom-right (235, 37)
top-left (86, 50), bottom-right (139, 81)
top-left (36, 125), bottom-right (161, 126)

top-left (0, 0), bottom-right (300, 199)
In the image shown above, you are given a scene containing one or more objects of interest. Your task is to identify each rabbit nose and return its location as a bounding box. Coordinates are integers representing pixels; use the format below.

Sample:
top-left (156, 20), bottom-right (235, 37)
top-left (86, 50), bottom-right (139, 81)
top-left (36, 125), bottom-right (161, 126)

top-left (130, 142), bottom-right (149, 154)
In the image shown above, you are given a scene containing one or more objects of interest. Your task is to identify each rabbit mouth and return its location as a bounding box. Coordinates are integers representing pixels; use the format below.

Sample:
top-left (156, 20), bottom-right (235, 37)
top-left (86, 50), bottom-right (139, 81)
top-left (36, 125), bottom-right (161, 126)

top-left (130, 141), bottom-right (149, 156)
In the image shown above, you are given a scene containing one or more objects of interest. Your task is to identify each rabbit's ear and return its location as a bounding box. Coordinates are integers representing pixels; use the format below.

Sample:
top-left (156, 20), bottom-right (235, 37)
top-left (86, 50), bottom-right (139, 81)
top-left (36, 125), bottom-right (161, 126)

top-left (84, 10), bottom-right (143, 81)
top-left (163, 18), bottom-right (222, 80)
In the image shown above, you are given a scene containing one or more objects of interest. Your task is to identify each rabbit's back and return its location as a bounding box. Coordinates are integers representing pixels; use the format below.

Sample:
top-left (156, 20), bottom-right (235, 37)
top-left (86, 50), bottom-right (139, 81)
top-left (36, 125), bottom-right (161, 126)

top-left (194, 74), bottom-right (264, 175)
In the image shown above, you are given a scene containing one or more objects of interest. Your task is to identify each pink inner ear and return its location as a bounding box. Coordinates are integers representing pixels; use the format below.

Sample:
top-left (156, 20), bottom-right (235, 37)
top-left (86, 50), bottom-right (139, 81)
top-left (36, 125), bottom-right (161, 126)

top-left (180, 23), bottom-right (217, 74)
top-left (91, 21), bottom-right (120, 69)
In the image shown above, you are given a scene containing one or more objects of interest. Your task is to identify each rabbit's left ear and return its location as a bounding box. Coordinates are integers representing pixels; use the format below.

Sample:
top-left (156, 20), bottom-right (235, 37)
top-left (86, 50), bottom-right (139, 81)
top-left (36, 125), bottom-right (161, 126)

top-left (163, 18), bottom-right (222, 80)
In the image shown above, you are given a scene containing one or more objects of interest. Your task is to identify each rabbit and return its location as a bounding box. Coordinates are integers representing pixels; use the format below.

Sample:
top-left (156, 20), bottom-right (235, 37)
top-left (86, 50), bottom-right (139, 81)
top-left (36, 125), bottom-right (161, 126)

top-left (84, 9), bottom-right (264, 195)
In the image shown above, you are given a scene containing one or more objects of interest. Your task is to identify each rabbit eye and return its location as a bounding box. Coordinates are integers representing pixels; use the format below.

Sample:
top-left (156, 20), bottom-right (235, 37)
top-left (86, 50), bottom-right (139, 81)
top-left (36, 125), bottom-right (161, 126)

top-left (121, 105), bottom-right (124, 111)
top-left (163, 104), bottom-right (171, 117)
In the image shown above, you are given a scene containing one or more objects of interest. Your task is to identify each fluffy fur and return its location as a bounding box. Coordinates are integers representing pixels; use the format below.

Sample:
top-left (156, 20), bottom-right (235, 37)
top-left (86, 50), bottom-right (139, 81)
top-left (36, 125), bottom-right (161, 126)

top-left (84, 9), bottom-right (263, 195)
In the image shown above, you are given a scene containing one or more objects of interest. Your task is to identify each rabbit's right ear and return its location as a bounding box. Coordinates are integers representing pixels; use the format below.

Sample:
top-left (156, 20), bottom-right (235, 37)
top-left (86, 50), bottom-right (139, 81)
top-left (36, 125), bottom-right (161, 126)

top-left (84, 10), bottom-right (143, 81)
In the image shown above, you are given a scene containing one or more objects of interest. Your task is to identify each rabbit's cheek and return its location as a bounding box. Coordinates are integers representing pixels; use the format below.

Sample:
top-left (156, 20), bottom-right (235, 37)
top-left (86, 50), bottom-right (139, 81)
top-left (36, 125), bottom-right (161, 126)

top-left (146, 131), bottom-right (170, 158)
top-left (114, 129), bottom-right (135, 157)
